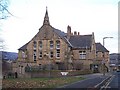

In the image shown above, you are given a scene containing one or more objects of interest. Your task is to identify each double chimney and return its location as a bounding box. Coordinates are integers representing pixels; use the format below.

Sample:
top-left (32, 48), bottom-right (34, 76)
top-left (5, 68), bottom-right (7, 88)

top-left (67, 25), bottom-right (80, 39)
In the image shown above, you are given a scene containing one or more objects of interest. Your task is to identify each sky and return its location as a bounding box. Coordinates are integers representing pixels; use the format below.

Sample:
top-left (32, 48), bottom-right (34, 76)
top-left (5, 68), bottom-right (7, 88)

top-left (0, 0), bottom-right (119, 53)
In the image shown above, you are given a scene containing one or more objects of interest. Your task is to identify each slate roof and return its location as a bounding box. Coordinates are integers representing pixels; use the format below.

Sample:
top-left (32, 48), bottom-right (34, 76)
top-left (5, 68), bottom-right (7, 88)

top-left (53, 28), bottom-right (66, 37)
top-left (18, 26), bottom-right (74, 51)
top-left (69, 35), bottom-right (92, 48)
top-left (96, 43), bottom-right (109, 52)
top-left (53, 28), bottom-right (72, 47)
top-left (18, 42), bottom-right (28, 50)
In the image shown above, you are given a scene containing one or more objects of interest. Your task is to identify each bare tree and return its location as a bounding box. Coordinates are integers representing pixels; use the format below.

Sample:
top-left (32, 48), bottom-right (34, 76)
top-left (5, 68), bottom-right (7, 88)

top-left (0, 0), bottom-right (12, 19)
top-left (0, 37), bottom-right (6, 51)
top-left (0, 0), bottom-right (11, 51)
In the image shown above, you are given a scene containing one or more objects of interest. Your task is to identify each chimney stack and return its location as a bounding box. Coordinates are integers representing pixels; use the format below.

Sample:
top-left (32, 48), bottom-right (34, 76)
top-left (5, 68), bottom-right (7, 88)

top-left (67, 25), bottom-right (71, 39)
top-left (74, 31), bottom-right (77, 35)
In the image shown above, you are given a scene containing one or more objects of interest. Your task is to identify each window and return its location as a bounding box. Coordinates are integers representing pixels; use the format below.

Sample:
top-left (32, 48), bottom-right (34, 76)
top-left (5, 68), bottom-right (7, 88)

top-left (56, 40), bottom-right (60, 49)
top-left (39, 51), bottom-right (42, 59)
top-left (56, 49), bottom-right (60, 58)
top-left (79, 51), bottom-right (86, 59)
top-left (33, 50), bottom-right (37, 61)
top-left (22, 51), bottom-right (26, 59)
top-left (50, 51), bottom-right (54, 58)
top-left (39, 41), bottom-right (42, 49)
top-left (33, 41), bottom-right (37, 49)
top-left (50, 41), bottom-right (53, 49)
top-left (34, 56), bottom-right (36, 61)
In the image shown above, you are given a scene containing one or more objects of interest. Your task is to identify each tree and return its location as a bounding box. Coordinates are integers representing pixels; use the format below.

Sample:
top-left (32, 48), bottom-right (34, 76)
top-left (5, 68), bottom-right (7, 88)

top-left (0, 0), bottom-right (11, 19)
top-left (0, 37), bottom-right (6, 51)
top-left (0, 0), bottom-right (12, 50)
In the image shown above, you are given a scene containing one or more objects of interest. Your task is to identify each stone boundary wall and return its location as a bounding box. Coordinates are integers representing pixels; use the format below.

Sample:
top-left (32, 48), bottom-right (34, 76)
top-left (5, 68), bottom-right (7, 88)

top-left (24, 70), bottom-right (93, 78)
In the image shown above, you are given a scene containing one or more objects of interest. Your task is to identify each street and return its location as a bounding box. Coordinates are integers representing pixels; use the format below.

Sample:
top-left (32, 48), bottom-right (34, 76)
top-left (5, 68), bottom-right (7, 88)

top-left (104, 71), bottom-right (120, 89)
top-left (55, 73), bottom-right (111, 89)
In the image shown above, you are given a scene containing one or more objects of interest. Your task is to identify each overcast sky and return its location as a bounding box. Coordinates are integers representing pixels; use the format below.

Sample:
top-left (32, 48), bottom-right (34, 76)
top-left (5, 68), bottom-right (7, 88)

top-left (0, 0), bottom-right (119, 53)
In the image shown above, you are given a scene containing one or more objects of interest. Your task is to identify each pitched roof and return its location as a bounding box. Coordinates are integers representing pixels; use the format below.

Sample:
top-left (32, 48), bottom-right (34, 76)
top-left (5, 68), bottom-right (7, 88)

top-left (18, 43), bottom-right (28, 50)
top-left (18, 27), bottom-right (72, 50)
top-left (69, 35), bottom-right (92, 48)
top-left (96, 43), bottom-right (109, 52)
top-left (53, 28), bottom-right (72, 47)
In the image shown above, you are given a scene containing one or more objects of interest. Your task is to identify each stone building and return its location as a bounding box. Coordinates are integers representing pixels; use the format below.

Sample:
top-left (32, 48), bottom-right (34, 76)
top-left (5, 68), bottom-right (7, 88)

top-left (95, 43), bottom-right (109, 72)
top-left (12, 9), bottom-right (109, 77)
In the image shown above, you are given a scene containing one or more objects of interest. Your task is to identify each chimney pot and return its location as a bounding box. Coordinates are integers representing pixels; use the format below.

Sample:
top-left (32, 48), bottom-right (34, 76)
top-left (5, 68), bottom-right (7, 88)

top-left (74, 31), bottom-right (77, 35)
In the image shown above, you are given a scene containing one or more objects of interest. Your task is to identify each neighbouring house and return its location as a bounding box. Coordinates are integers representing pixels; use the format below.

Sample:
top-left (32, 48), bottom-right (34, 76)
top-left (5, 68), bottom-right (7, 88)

top-left (12, 8), bottom-right (110, 78)
top-left (109, 53), bottom-right (120, 71)
top-left (95, 43), bottom-right (109, 73)
top-left (0, 51), bottom-right (18, 78)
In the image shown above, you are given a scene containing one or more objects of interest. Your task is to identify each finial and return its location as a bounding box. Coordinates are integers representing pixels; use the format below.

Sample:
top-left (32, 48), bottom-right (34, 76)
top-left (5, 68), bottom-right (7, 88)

top-left (43, 7), bottom-right (50, 25)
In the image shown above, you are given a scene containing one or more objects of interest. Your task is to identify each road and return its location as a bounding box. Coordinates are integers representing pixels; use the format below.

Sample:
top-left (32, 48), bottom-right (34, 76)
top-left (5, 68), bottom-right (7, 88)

top-left (55, 73), bottom-right (111, 89)
top-left (104, 71), bottom-right (120, 89)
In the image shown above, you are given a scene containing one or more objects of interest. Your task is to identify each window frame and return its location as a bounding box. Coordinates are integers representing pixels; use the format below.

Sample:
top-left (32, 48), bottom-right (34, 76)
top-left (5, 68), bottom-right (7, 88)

top-left (50, 41), bottom-right (54, 49)
top-left (39, 41), bottom-right (42, 49)
top-left (49, 51), bottom-right (54, 58)
top-left (56, 49), bottom-right (60, 58)
top-left (56, 40), bottom-right (60, 49)
top-left (79, 51), bottom-right (86, 59)
top-left (39, 51), bottom-right (42, 59)
top-left (33, 49), bottom-right (37, 61)
top-left (33, 41), bottom-right (37, 49)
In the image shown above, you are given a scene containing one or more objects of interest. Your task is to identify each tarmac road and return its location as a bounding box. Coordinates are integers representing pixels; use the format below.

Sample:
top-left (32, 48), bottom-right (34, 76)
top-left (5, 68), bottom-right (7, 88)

top-left (55, 73), bottom-right (111, 89)
top-left (104, 71), bottom-right (120, 89)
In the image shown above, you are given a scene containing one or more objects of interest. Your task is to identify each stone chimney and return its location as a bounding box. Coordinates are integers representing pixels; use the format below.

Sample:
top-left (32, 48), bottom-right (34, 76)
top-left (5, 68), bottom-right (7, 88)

top-left (67, 25), bottom-right (71, 39)
top-left (74, 31), bottom-right (77, 35)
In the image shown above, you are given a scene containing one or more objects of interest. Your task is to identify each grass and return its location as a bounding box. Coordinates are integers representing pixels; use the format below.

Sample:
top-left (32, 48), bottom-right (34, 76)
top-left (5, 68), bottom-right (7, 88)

top-left (2, 76), bottom-right (85, 89)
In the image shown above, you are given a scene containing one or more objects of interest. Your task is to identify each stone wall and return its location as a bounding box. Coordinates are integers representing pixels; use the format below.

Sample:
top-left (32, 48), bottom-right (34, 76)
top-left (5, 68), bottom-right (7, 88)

top-left (23, 70), bottom-right (93, 78)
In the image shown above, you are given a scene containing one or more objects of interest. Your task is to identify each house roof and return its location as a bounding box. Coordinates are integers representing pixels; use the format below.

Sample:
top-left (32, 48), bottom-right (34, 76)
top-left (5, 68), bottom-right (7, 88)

top-left (18, 9), bottom-right (93, 50)
top-left (96, 43), bottom-right (109, 52)
top-left (53, 28), bottom-right (72, 47)
top-left (18, 42), bottom-right (28, 50)
top-left (18, 27), bottom-right (71, 50)
top-left (69, 35), bottom-right (92, 48)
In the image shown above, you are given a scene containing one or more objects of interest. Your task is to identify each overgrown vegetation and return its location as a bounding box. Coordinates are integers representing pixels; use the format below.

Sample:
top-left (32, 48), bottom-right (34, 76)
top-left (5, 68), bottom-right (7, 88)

top-left (2, 77), bottom-right (84, 88)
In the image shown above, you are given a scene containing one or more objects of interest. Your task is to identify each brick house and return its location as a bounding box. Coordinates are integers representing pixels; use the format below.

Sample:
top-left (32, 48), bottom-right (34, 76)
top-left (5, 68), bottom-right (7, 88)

top-left (12, 9), bottom-right (109, 77)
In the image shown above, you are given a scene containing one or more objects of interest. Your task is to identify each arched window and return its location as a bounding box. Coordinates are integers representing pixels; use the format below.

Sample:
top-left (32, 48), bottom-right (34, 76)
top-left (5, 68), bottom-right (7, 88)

top-left (33, 41), bottom-right (37, 49)
top-left (33, 50), bottom-right (37, 61)
top-left (39, 41), bottom-right (42, 49)
top-left (50, 51), bottom-right (54, 58)
top-left (39, 51), bottom-right (42, 59)
top-left (56, 40), bottom-right (60, 58)
top-left (56, 40), bottom-right (60, 49)
top-left (50, 41), bottom-right (53, 49)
